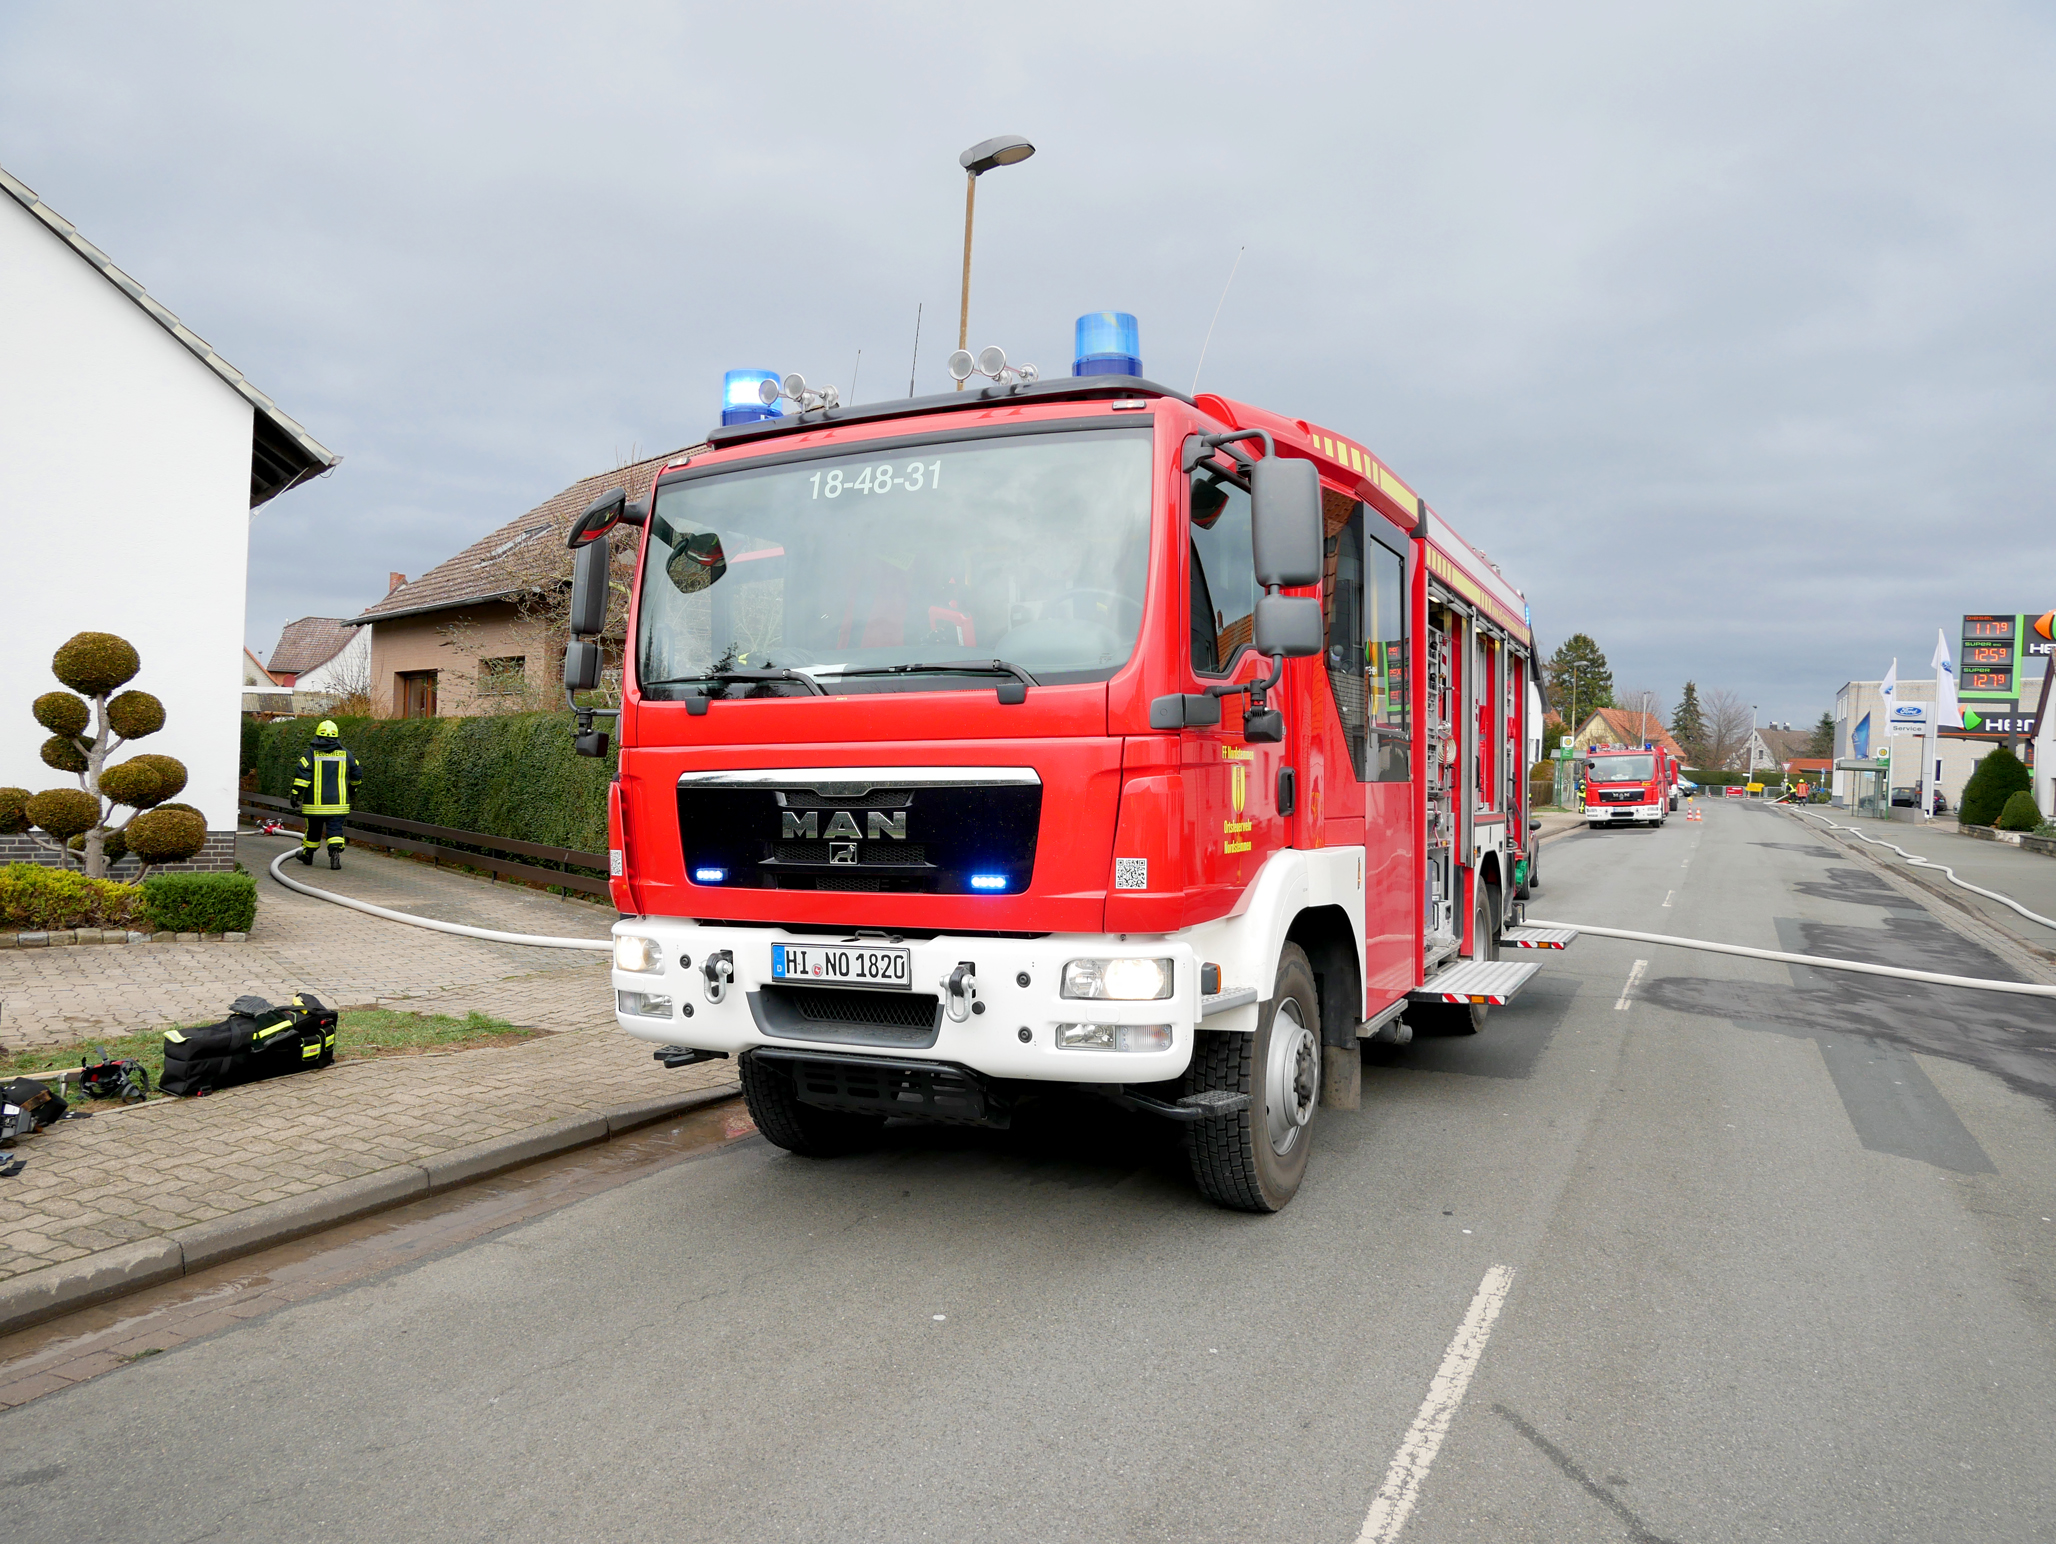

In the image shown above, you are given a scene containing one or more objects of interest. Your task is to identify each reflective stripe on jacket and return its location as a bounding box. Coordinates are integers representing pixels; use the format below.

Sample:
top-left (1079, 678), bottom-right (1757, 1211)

top-left (293, 749), bottom-right (359, 814)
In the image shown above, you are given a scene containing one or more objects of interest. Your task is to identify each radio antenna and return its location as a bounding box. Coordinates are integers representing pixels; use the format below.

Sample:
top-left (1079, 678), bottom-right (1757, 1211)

top-left (907, 303), bottom-right (923, 396)
top-left (850, 348), bottom-right (862, 403)
top-left (1191, 246), bottom-right (1244, 395)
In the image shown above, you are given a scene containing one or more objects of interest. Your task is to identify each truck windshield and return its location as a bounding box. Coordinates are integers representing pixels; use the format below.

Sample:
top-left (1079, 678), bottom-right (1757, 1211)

top-left (636, 426), bottom-right (1152, 698)
top-left (1587, 754), bottom-right (1655, 782)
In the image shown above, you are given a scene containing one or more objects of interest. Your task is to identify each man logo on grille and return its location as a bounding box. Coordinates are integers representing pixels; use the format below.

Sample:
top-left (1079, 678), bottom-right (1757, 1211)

top-left (830, 842), bottom-right (858, 865)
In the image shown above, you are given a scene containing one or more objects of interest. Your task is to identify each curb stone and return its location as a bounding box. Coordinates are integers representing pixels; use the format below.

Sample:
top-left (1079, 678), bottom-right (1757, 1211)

top-left (0, 1081), bottom-right (741, 1338)
top-left (1, 930), bottom-right (225, 949)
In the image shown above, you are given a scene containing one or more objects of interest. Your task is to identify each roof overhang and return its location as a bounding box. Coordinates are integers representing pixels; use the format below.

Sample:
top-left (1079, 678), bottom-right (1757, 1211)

top-left (1, 163), bottom-right (339, 508)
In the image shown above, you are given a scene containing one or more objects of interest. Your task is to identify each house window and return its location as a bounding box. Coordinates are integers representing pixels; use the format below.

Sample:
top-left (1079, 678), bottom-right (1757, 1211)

top-left (479, 656), bottom-right (527, 696)
top-left (399, 670), bottom-right (438, 718)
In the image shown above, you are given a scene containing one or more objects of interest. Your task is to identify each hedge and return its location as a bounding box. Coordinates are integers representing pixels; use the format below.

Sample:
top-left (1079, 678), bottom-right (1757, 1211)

top-left (140, 871), bottom-right (257, 933)
top-left (251, 712), bottom-right (616, 853)
top-left (0, 866), bottom-right (256, 933)
top-left (1959, 746), bottom-right (2031, 827)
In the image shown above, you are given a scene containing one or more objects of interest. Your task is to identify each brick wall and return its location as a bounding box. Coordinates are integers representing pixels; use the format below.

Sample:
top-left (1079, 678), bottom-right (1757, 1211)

top-left (0, 830), bottom-right (238, 876)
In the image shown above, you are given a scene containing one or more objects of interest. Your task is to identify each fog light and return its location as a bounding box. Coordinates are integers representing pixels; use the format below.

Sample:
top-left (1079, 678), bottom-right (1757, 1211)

top-left (614, 935), bottom-right (661, 973)
top-left (616, 989), bottom-right (673, 1018)
top-left (1061, 957), bottom-right (1173, 1000)
top-left (1055, 1023), bottom-right (1173, 1052)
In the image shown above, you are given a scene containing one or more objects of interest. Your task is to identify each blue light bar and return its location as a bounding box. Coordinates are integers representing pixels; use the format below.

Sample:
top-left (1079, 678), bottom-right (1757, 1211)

top-left (694, 867), bottom-right (728, 884)
top-left (722, 370), bottom-right (780, 426)
top-left (1072, 312), bottom-right (1142, 377)
top-left (969, 873), bottom-right (1007, 891)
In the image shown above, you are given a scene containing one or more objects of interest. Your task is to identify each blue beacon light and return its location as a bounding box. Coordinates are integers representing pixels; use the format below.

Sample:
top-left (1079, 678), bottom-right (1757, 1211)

top-left (1072, 312), bottom-right (1142, 377)
top-left (721, 370), bottom-right (781, 426)
top-left (694, 867), bottom-right (728, 885)
top-left (969, 873), bottom-right (1007, 891)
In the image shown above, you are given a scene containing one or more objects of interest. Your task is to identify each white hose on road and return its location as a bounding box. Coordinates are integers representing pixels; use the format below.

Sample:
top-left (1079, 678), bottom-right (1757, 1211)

top-left (1781, 806), bottom-right (2056, 933)
top-left (266, 849), bottom-right (612, 952)
top-left (1522, 918), bottom-right (2056, 999)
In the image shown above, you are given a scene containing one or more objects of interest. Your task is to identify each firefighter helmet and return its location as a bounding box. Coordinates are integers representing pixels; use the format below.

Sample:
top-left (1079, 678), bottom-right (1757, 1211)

top-left (316, 719), bottom-right (340, 738)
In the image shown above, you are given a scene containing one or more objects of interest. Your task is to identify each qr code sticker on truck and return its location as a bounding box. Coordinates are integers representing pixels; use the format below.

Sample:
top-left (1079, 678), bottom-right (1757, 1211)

top-left (1114, 858), bottom-right (1148, 891)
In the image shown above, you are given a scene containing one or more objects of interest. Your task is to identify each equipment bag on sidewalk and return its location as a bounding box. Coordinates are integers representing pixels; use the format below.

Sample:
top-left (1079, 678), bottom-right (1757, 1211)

top-left (160, 993), bottom-right (339, 1098)
top-left (1, 1077), bottom-right (67, 1139)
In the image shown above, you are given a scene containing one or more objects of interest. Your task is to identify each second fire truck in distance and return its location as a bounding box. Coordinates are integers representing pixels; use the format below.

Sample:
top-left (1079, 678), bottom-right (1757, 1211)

top-left (1581, 742), bottom-right (1673, 829)
top-left (567, 315), bottom-right (1566, 1212)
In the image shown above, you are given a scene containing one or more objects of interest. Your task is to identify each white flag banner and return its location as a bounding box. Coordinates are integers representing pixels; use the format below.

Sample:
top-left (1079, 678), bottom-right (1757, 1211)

top-left (1881, 658), bottom-right (1898, 721)
top-left (1932, 629), bottom-right (1962, 728)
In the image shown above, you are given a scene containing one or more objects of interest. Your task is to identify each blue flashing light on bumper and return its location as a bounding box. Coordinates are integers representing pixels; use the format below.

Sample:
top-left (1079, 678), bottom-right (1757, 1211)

top-left (694, 867), bottom-right (728, 884)
top-left (969, 874), bottom-right (1008, 891)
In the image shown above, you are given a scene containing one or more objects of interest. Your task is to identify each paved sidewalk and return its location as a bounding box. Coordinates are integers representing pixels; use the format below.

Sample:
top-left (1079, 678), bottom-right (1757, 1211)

top-left (1795, 810), bottom-right (2056, 965)
top-left (0, 1022), bottom-right (737, 1302)
top-left (0, 833), bottom-right (613, 1049)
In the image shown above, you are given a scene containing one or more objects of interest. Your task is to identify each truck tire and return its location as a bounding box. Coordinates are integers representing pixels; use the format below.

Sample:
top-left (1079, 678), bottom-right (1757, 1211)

top-left (1409, 883), bottom-right (1498, 1037)
top-left (1182, 942), bottom-right (1320, 1213)
top-left (738, 1051), bottom-right (886, 1158)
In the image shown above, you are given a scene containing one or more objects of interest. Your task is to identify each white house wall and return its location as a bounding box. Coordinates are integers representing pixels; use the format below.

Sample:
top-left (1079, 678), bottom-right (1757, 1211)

top-left (0, 192), bottom-right (253, 846)
top-left (295, 627), bottom-right (371, 697)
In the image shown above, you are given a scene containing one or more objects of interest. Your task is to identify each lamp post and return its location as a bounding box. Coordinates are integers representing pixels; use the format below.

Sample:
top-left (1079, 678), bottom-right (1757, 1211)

top-left (955, 135), bottom-right (1036, 390)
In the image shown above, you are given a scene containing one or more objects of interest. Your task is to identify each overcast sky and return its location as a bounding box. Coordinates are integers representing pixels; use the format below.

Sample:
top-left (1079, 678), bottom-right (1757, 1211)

top-left (5, 2), bottom-right (2052, 725)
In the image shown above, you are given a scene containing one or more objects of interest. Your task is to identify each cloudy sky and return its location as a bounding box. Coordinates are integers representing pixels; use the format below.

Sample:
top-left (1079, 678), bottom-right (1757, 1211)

top-left (5, 2), bottom-right (2051, 726)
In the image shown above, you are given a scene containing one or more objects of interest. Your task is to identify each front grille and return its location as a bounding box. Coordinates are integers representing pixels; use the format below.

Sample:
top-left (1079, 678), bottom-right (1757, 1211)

top-left (1599, 789), bottom-right (1644, 803)
top-left (750, 987), bottom-right (941, 1049)
top-left (779, 987), bottom-right (936, 1029)
top-left (772, 842), bottom-right (927, 866)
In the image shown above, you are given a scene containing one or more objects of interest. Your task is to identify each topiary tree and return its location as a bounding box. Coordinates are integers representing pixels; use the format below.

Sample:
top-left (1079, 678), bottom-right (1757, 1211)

top-left (1958, 745), bottom-right (2032, 827)
top-left (15, 631), bottom-right (201, 878)
top-left (1997, 790), bottom-right (2044, 832)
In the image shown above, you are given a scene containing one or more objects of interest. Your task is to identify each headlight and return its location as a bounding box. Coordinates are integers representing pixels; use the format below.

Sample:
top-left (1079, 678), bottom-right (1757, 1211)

top-left (614, 935), bottom-right (662, 973)
top-left (1055, 1023), bottom-right (1173, 1053)
top-left (1061, 957), bottom-right (1174, 1000)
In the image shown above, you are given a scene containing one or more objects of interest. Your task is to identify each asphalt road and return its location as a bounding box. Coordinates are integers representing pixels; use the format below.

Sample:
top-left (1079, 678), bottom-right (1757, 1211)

top-left (8, 800), bottom-right (2056, 1542)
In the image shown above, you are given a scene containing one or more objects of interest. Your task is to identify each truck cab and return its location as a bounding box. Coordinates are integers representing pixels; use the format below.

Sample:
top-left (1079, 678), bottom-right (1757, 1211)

top-left (1581, 743), bottom-right (1669, 829)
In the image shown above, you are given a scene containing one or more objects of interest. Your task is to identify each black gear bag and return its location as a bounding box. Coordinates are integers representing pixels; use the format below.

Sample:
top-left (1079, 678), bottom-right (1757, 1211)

top-left (159, 993), bottom-right (339, 1098)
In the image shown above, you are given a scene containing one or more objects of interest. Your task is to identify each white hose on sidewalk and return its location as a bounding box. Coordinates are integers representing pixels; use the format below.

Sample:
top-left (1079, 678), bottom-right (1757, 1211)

top-left (1522, 918), bottom-right (2056, 999)
top-left (1783, 806), bottom-right (2056, 932)
top-left (267, 849), bottom-right (612, 951)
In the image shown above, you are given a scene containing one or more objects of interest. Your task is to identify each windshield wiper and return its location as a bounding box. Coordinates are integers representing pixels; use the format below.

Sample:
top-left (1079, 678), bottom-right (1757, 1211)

top-left (822, 659), bottom-right (1041, 689)
top-left (644, 668), bottom-right (826, 697)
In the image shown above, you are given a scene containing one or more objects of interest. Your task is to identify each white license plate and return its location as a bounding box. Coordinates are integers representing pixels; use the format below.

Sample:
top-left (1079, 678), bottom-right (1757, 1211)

top-left (771, 943), bottom-right (912, 990)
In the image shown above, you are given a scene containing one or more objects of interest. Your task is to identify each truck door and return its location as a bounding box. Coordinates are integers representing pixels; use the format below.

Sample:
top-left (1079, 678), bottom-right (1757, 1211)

top-left (1324, 505), bottom-right (1416, 999)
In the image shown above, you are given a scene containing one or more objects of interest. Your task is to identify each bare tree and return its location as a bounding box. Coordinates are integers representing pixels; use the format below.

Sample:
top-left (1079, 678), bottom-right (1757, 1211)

top-left (1703, 687), bottom-right (1753, 769)
top-left (1614, 686), bottom-right (1669, 742)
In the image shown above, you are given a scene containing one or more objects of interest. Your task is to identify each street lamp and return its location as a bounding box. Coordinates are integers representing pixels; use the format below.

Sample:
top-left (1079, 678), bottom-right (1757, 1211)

top-left (955, 135), bottom-right (1035, 390)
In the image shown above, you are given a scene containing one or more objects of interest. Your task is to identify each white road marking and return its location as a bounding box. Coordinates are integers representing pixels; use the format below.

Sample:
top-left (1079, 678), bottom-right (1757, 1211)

top-left (1358, 1265), bottom-right (1517, 1543)
top-left (1662, 891), bottom-right (1675, 908)
top-left (1615, 960), bottom-right (1648, 1009)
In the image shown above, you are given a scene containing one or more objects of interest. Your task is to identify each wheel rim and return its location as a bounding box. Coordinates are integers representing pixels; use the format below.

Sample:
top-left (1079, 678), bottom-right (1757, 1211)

top-left (1266, 999), bottom-right (1319, 1156)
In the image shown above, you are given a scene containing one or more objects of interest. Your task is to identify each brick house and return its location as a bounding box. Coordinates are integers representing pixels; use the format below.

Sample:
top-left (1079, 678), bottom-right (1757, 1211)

top-left (1570, 707), bottom-right (1683, 760)
top-left (349, 447), bottom-right (693, 717)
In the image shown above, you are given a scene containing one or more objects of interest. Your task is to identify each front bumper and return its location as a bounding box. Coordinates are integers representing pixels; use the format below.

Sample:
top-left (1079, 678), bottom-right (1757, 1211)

top-left (610, 918), bottom-right (1201, 1084)
top-left (1585, 803), bottom-right (1663, 823)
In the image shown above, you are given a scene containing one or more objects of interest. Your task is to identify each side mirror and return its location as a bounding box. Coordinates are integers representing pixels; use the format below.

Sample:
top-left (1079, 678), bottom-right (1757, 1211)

top-left (568, 535), bottom-right (609, 637)
top-left (568, 487), bottom-right (627, 549)
top-left (1253, 594), bottom-right (1323, 658)
top-left (1250, 457), bottom-right (1323, 587)
top-left (563, 639), bottom-right (601, 693)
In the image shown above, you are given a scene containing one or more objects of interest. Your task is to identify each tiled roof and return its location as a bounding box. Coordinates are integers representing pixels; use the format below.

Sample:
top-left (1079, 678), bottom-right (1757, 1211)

top-left (267, 617), bottom-right (354, 676)
top-left (1, 161), bottom-right (337, 507)
top-left (1756, 727), bottom-right (1816, 762)
top-left (1582, 707), bottom-right (1684, 758)
top-left (351, 447), bottom-right (699, 624)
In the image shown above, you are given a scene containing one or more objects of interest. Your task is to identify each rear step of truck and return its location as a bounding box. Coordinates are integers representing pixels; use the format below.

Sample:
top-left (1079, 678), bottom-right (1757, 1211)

top-left (1409, 959), bottom-right (1543, 1006)
top-left (1502, 925), bottom-right (1578, 949)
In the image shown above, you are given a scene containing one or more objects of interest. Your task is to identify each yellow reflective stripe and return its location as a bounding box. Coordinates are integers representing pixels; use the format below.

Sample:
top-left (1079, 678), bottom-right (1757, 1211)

top-left (301, 1043), bottom-right (320, 1058)
top-left (163, 1029), bottom-right (186, 1043)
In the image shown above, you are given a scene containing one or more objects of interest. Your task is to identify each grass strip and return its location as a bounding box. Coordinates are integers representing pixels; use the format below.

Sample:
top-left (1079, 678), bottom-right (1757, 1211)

top-left (0, 1007), bottom-right (546, 1106)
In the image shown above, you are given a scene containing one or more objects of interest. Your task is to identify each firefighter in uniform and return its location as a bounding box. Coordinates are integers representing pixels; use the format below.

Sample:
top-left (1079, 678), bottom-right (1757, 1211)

top-left (291, 720), bottom-right (363, 869)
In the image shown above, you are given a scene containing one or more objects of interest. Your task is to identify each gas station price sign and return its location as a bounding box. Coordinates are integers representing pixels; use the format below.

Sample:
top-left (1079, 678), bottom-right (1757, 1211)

top-left (1958, 613), bottom-right (2050, 700)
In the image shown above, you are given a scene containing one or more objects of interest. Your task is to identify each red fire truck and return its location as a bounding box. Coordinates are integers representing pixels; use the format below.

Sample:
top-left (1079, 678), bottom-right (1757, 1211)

top-left (1581, 742), bottom-right (1672, 829)
top-left (562, 322), bottom-right (1560, 1212)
